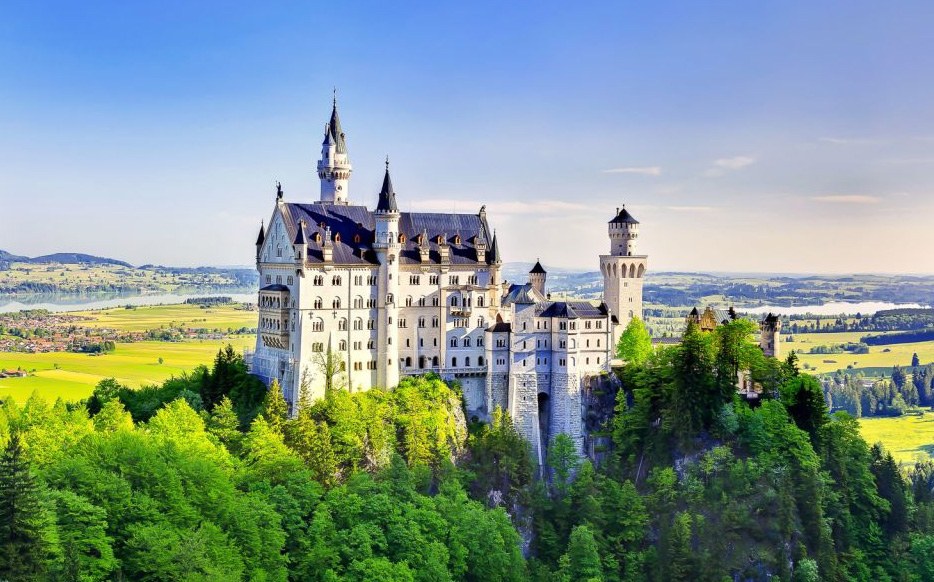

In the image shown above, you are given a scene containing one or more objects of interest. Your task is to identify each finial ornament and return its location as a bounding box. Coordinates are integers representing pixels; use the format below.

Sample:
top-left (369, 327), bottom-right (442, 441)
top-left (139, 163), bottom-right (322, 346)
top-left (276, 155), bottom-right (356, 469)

top-left (333, 86), bottom-right (337, 106)
top-left (385, 155), bottom-right (390, 170)
top-left (276, 181), bottom-right (283, 199)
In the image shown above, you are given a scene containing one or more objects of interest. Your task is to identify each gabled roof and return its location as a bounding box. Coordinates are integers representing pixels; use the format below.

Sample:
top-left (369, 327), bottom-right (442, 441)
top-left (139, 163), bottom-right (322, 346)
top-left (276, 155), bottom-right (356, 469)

top-left (530, 260), bottom-right (546, 274)
top-left (376, 167), bottom-right (399, 213)
top-left (503, 283), bottom-right (545, 305)
top-left (537, 300), bottom-right (609, 319)
top-left (278, 203), bottom-right (496, 266)
top-left (609, 206), bottom-right (639, 225)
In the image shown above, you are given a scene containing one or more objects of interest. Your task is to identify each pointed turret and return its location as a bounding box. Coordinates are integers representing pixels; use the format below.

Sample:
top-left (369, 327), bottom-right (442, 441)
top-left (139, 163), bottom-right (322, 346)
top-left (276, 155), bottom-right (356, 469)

top-left (255, 221), bottom-right (265, 246)
top-left (328, 96), bottom-right (347, 154)
top-left (530, 260), bottom-right (546, 274)
top-left (490, 230), bottom-right (502, 264)
top-left (376, 158), bottom-right (399, 213)
top-left (317, 92), bottom-right (352, 205)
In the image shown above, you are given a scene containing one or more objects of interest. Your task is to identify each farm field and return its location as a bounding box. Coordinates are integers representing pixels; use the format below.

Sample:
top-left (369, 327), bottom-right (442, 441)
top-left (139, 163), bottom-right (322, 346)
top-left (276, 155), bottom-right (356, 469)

top-left (0, 302), bottom-right (258, 403)
top-left (859, 414), bottom-right (934, 468)
top-left (72, 303), bottom-right (257, 332)
top-left (789, 331), bottom-right (934, 374)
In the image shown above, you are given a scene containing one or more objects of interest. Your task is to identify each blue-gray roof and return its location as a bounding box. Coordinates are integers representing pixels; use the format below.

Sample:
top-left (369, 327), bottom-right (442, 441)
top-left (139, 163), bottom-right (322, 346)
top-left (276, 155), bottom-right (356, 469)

top-left (609, 206), bottom-right (639, 225)
top-left (376, 168), bottom-right (399, 213)
top-left (537, 301), bottom-right (609, 319)
top-left (503, 283), bottom-right (545, 305)
top-left (280, 203), bottom-right (495, 266)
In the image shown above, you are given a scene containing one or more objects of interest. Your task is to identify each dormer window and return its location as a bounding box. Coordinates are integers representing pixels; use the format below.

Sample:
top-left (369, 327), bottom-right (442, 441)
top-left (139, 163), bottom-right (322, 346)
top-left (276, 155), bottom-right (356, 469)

top-left (354, 234), bottom-right (361, 244)
top-left (436, 235), bottom-right (444, 244)
top-left (334, 233), bottom-right (341, 243)
top-left (454, 235), bottom-right (461, 245)
top-left (319, 221), bottom-right (326, 228)
top-left (399, 233), bottom-right (406, 244)
top-left (314, 233), bottom-right (322, 244)
top-left (416, 234), bottom-right (424, 245)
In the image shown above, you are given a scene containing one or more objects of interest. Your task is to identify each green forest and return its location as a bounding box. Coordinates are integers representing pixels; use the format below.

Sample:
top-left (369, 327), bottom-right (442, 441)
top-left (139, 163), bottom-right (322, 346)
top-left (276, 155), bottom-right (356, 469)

top-left (3, 324), bottom-right (934, 581)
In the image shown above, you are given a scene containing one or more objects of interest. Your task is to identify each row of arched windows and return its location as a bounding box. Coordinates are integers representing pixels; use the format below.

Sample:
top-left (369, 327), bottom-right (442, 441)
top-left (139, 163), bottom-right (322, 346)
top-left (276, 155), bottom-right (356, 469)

top-left (602, 262), bottom-right (646, 278)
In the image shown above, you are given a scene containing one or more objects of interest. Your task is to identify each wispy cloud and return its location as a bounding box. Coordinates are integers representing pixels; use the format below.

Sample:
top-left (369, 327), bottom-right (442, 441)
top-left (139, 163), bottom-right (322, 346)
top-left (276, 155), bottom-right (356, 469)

top-left (810, 194), bottom-right (881, 204)
top-left (818, 137), bottom-right (879, 145)
top-left (702, 155), bottom-right (756, 178)
top-left (714, 156), bottom-right (756, 169)
top-left (417, 199), bottom-right (589, 215)
top-left (666, 206), bottom-right (712, 212)
top-left (602, 166), bottom-right (662, 176)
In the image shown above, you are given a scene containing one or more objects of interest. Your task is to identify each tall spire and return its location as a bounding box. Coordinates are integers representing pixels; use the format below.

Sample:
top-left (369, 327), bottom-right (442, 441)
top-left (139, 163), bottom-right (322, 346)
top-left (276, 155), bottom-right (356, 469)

top-left (328, 93), bottom-right (346, 154)
top-left (376, 157), bottom-right (399, 213)
top-left (255, 220), bottom-right (265, 246)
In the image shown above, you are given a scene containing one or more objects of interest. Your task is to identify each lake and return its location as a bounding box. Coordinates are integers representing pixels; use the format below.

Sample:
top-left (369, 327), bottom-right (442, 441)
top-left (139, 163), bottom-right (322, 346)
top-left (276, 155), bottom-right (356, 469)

top-left (739, 301), bottom-right (925, 316)
top-left (0, 291), bottom-right (258, 314)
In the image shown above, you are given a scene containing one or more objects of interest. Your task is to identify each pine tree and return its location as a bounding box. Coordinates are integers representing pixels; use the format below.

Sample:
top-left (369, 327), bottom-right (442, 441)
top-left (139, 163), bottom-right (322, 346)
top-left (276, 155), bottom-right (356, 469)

top-left (559, 524), bottom-right (604, 582)
top-left (913, 353), bottom-right (921, 368)
top-left (207, 396), bottom-right (244, 455)
top-left (262, 379), bottom-right (289, 434)
top-left (0, 432), bottom-right (58, 581)
top-left (284, 408), bottom-right (337, 486)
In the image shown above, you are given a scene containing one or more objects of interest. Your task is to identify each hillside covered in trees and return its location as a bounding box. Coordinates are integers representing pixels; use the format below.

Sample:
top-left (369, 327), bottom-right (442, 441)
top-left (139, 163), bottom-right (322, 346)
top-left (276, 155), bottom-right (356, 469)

top-left (2, 325), bottom-right (934, 581)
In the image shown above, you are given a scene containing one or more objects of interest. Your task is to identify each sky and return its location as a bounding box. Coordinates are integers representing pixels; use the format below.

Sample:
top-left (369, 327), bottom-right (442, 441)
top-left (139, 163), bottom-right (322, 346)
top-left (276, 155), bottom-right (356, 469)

top-left (1, 1), bottom-right (933, 274)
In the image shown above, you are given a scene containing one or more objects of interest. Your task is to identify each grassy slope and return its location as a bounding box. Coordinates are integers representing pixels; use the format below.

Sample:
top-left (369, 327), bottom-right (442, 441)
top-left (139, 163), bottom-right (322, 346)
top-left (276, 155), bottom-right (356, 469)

top-left (72, 303), bottom-right (256, 332)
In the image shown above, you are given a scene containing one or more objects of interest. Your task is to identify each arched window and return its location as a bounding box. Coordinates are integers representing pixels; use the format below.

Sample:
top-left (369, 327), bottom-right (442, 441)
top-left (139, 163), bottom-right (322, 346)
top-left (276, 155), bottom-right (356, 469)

top-left (354, 318), bottom-right (363, 330)
top-left (332, 297), bottom-right (341, 309)
top-left (334, 233), bottom-right (341, 243)
top-left (405, 357), bottom-right (412, 367)
top-left (451, 357), bottom-right (457, 367)
top-left (477, 296), bottom-right (484, 307)
top-left (312, 318), bottom-right (324, 332)
top-left (314, 297), bottom-right (323, 309)
top-left (338, 318), bottom-right (347, 331)
top-left (450, 296), bottom-right (459, 307)
top-left (629, 264), bottom-right (636, 278)
top-left (465, 356), bottom-right (471, 366)
top-left (332, 275), bottom-right (341, 286)
top-left (454, 235), bottom-right (461, 244)
top-left (354, 234), bottom-right (361, 243)
top-left (314, 233), bottom-right (322, 244)
top-left (338, 340), bottom-right (347, 350)
top-left (637, 264), bottom-right (645, 278)
top-left (432, 356), bottom-right (439, 367)
top-left (354, 296), bottom-right (363, 308)
top-left (386, 293), bottom-right (394, 304)
top-left (419, 356), bottom-right (426, 368)
top-left (398, 233), bottom-right (406, 243)
top-left (478, 356), bottom-right (484, 366)
top-left (405, 296), bottom-right (413, 307)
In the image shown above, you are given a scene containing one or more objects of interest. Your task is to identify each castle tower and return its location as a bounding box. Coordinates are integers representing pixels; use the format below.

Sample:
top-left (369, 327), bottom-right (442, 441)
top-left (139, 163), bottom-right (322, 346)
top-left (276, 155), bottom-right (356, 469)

top-left (529, 260), bottom-right (546, 295)
top-left (317, 95), bottom-right (352, 204)
top-left (600, 205), bottom-right (648, 345)
top-left (760, 313), bottom-right (782, 359)
top-left (374, 159), bottom-right (401, 389)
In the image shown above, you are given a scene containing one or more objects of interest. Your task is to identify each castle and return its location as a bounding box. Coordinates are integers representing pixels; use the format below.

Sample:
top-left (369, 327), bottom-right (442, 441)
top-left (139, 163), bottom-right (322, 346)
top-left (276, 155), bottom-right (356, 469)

top-left (250, 98), bottom-right (646, 464)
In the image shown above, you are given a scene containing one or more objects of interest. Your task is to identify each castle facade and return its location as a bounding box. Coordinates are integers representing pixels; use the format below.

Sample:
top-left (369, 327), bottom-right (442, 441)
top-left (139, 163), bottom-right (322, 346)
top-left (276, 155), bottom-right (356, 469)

top-left (250, 99), bottom-right (647, 464)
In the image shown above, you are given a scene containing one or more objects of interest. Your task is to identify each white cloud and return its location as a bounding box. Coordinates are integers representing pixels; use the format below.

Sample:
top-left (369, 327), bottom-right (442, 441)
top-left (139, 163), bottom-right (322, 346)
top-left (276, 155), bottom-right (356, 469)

top-left (810, 195), bottom-right (881, 204)
top-left (714, 156), bottom-right (756, 169)
top-left (601, 166), bottom-right (662, 176)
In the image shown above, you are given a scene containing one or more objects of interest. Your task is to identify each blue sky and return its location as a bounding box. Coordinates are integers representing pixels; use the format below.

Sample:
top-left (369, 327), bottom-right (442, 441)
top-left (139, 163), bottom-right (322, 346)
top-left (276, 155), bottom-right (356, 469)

top-left (1, 1), bottom-right (932, 273)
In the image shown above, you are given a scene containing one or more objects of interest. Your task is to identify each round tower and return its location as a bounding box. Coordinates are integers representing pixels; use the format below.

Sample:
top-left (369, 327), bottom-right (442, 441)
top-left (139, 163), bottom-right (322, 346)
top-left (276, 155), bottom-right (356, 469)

top-left (760, 313), bottom-right (782, 359)
top-left (374, 159), bottom-right (401, 389)
top-left (529, 260), bottom-right (547, 296)
top-left (317, 95), bottom-right (352, 204)
top-left (600, 206), bottom-right (648, 345)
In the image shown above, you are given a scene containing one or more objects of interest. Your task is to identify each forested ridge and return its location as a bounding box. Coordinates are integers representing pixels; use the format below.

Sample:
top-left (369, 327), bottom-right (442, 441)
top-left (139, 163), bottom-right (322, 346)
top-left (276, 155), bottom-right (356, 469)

top-left (2, 324), bottom-right (934, 581)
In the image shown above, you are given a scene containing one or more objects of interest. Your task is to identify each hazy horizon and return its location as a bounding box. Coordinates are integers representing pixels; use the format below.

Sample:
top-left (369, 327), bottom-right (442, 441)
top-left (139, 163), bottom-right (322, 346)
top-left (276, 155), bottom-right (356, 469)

top-left (2, 1), bottom-right (933, 273)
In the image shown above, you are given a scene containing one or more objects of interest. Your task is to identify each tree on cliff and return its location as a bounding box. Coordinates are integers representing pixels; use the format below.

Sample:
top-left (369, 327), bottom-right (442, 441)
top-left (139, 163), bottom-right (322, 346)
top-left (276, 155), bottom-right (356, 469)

top-left (616, 317), bottom-right (652, 365)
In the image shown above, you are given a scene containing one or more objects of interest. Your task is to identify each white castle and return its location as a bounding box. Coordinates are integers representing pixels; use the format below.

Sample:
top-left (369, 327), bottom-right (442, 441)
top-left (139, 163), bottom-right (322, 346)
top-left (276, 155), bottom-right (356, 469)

top-left (251, 98), bottom-right (647, 464)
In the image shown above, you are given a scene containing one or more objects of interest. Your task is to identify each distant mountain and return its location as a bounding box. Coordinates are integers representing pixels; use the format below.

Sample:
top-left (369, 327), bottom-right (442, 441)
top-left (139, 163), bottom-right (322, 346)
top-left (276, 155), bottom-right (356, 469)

top-left (0, 249), bottom-right (133, 270)
top-left (30, 253), bottom-right (133, 267)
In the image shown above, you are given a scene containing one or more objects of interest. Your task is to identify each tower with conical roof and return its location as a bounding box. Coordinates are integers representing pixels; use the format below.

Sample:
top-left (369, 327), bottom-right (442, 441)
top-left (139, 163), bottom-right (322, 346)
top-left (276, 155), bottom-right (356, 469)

top-left (317, 93), bottom-right (352, 204)
top-left (600, 205), bottom-right (648, 345)
top-left (529, 260), bottom-right (547, 295)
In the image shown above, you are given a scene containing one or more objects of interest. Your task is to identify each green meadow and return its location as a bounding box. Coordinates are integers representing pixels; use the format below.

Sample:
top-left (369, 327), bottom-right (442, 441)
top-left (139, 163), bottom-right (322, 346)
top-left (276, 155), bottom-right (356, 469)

top-left (859, 414), bottom-right (934, 468)
top-left (0, 303), bottom-right (257, 403)
top-left (789, 331), bottom-right (934, 375)
top-left (72, 303), bottom-right (257, 332)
